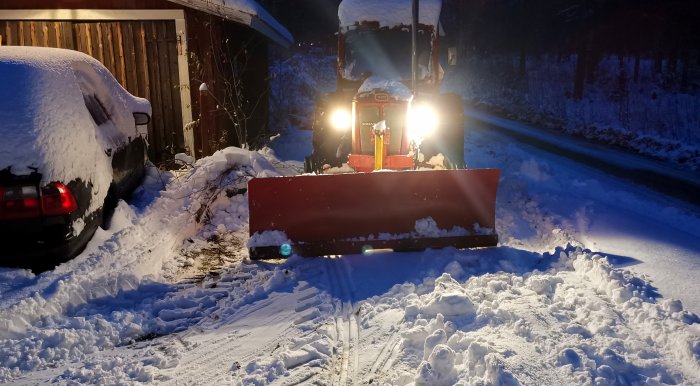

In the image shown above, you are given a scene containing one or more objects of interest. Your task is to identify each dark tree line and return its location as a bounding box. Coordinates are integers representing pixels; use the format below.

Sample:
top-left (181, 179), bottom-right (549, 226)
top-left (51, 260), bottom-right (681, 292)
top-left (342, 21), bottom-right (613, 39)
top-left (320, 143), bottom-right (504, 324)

top-left (440, 0), bottom-right (700, 97)
top-left (262, 0), bottom-right (700, 98)
top-left (262, 1), bottom-right (698, 56)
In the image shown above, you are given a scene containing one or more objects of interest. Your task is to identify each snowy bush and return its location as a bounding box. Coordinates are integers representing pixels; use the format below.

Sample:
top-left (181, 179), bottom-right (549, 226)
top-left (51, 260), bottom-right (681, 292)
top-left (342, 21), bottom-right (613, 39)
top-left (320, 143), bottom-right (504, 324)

top-left (268, 49), bottom-right (336, 132)
top-left (443, 54), bottom-right (700, 170)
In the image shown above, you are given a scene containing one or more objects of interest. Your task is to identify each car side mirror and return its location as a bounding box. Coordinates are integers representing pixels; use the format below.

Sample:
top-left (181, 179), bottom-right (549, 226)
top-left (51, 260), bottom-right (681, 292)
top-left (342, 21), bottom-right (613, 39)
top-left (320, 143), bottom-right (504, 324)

top-left (133, 112), bottom-right (151, 125)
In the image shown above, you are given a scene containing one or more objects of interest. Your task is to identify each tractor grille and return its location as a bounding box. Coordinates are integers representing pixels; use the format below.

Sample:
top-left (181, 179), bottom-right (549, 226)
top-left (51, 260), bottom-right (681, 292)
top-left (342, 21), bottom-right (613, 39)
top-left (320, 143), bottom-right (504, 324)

top-left (357, 104), bottom-right (406, 155)
top-left (358, 106), bottom-right (379, 155)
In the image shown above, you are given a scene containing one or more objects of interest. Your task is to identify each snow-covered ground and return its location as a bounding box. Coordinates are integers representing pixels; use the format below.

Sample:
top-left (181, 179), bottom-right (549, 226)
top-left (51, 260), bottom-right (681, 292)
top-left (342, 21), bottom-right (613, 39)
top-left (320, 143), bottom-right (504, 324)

top-left (1, 104), bottom-right (699, 384)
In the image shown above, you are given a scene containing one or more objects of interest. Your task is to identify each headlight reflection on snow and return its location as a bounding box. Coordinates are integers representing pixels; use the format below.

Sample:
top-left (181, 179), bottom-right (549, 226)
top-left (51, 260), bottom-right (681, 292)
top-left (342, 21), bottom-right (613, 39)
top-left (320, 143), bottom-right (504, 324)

top-left (362, 245), bottom-right (393, 255)
top-left (280, 243), bottom-right (292, 257)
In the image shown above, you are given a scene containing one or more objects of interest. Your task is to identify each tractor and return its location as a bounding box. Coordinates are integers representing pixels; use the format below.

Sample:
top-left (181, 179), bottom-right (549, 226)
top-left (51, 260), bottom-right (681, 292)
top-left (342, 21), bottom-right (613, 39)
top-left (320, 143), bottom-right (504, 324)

top-left (305, 0), bottom-right (465, 174)
top-left (247, 0), bottom-right (500, 259)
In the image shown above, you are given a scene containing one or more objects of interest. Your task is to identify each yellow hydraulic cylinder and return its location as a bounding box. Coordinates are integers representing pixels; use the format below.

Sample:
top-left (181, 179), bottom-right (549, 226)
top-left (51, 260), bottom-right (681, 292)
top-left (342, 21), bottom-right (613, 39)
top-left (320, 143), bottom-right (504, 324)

top-left (374, 134), bottom-right (384, 170)
top-left (373, 120), bottom-right (386, 170)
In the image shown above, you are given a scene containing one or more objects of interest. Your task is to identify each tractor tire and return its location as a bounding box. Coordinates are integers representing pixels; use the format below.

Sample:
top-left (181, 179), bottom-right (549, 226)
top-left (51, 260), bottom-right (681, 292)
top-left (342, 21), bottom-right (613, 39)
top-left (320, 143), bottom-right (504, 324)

top-left (304, 126), bottom-right (346, 173)
top-left (418, 93), bottom-right (465, 169)
top-left (304, 94), bottom-right (351, 174)
top-left (438, 93), bottom-right (466, 169)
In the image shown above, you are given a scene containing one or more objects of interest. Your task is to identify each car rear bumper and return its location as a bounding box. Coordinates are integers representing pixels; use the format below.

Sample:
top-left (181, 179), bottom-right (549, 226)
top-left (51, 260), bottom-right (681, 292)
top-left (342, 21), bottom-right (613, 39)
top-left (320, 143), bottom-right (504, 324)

top-left (0, 215), bottom-right (99, 268)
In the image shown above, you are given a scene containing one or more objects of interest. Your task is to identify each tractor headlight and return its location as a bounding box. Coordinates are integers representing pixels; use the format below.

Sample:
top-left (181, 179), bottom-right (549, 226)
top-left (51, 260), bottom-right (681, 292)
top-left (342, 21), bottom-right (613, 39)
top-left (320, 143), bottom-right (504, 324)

top-left (329, 108), bottom-right (351, 131)
top-left (408, 103), bottom-right (438, 143)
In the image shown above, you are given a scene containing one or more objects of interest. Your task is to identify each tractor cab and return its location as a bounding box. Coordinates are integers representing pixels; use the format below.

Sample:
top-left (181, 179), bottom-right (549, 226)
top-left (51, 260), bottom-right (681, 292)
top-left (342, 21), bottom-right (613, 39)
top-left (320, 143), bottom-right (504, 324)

top-left (337, 23), bottom-right (440, 93)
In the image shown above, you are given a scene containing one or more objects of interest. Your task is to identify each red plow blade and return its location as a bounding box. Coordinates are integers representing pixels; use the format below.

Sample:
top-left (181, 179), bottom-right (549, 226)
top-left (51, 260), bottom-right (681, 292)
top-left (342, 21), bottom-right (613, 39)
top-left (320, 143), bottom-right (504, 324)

top-left (247, 169), bottom-right (500, 259)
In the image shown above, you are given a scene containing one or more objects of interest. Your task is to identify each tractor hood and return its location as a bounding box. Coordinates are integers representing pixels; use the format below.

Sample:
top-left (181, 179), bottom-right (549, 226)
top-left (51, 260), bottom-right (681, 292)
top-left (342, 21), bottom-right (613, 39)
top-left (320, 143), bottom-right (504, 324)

top-left (356, 76), bottom-right (412, 101)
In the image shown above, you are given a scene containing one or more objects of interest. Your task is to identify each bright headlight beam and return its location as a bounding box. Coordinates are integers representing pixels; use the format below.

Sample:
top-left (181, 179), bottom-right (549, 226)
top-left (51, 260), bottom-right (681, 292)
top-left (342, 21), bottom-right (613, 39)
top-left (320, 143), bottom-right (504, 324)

top-left (408, 104), bottom-right (438, 143)
top-left (330, 109), bottom-right (351, 131)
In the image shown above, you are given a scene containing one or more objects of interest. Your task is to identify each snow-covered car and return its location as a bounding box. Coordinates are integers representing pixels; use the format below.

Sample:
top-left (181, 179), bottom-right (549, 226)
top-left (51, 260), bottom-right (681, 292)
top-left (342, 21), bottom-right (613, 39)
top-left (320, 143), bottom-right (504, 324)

top-left (0, 47), bottom-right (151, 269)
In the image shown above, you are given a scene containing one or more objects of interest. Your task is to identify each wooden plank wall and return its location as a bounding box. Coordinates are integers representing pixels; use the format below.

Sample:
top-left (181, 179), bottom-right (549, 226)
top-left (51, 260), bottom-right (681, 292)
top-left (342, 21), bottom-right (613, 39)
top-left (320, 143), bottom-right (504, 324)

top-left (0, 20), bottom-right (183, 163)
top-left (0, 0), bottom-right (179, 10)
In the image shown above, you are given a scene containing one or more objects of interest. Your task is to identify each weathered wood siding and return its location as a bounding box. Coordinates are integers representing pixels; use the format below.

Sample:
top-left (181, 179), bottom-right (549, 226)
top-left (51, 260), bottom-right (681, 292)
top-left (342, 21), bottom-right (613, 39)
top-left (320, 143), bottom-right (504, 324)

top-left (0, 0), bottom-right (178, 9)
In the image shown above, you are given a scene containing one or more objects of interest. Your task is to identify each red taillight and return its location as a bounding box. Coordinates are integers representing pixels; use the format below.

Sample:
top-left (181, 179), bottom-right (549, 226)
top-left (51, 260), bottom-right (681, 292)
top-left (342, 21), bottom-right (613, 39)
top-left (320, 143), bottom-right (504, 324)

top-left (41, 182), bottom-right (78, 216)
top-left (0, 182), bottom-right (78, 220)
top-left (0, 184), bottom-right (41, 220)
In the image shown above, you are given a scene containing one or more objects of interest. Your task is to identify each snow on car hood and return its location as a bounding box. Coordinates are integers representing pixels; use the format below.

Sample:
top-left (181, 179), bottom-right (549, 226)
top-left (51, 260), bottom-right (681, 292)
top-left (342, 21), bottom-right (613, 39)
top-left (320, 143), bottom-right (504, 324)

top-left (339, 0), bottom-right (442, 30)
top-left (0, 47), bottom-right (150, 213)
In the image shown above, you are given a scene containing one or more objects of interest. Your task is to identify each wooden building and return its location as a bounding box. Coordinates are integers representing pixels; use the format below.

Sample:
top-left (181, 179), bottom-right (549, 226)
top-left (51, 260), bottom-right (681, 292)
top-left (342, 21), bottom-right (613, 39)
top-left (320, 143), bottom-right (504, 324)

top-left (0, 0), bottom-right (293, 163)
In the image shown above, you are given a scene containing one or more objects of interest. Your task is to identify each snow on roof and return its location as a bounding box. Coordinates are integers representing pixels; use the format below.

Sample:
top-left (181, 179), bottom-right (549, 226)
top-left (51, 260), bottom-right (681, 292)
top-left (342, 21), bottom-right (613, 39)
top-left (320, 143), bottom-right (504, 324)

top-left (166, 0), bottom-right (293, 47)
top-left (338, 0), bottom-right (442, 30)
top-left (0, 46), bottom-right (150, 213)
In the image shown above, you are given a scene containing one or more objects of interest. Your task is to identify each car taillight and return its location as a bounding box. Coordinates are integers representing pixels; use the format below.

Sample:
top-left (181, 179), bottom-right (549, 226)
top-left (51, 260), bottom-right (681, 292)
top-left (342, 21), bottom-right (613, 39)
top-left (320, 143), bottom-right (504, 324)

top-left (0, 182), bottom-right (78, 221)
top-left (0, 184), bottom-right (41, 220)
top-left (41, 182), bottom-right (78, 216)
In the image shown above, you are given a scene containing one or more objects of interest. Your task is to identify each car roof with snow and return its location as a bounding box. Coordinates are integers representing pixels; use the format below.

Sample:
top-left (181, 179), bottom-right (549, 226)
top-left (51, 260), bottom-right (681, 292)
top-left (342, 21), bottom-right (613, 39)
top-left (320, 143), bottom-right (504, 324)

top-left (0, 46), bottom-right (150, 196)
top-left (338, 0), bottom-right (442, 30)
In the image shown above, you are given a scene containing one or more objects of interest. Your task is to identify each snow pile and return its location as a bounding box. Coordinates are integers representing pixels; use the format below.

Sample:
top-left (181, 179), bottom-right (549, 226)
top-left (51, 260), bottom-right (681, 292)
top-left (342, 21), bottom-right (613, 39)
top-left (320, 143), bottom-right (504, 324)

top-left (359, 246), bottom-right (700, 385)
top-left (248, 230), bottom-right (291, 248)
top-left (249, 217), bottom-right (484, 250)
top-left (320, 162), bottom-right (357, 175)
top-left (414, 217), bottom-right (471, 238)
top-left (341, 217), bottom-right (483, 243)
top-left (0, 146), bottom-right (280, 382)
top-left (404, 273), bottom-right (477, 319)
top-left (338, 0), bottom-right (442, 29)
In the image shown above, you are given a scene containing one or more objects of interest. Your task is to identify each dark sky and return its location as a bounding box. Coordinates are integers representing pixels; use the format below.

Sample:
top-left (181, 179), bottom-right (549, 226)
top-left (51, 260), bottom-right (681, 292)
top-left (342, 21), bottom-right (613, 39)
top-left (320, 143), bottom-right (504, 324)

top-left (260, 0), bottom-right (341, 42)
top-left (260, 0), bottom-right (700, 54)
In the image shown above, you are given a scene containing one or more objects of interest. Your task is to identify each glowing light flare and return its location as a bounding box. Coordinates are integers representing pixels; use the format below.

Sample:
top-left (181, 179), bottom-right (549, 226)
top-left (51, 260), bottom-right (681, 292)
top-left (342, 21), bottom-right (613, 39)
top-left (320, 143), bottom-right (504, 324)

top-left (330, 109), bottom-right (352, 131)
top-left (280, 243), bottom-right (293, 257)
top-left (408, 103), bottom-right (439, 143)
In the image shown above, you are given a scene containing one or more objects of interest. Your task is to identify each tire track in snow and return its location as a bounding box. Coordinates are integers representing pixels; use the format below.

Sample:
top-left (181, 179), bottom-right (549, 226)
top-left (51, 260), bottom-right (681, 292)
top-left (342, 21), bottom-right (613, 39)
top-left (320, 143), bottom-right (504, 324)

top-left (159, 280), bottom-right (319, 384)
top-left (364, 331), bottom-right (402, 383)
top-left (160, 313), bottom-right (295, 384)
top-left (325, 257), bottom-right (360, 386)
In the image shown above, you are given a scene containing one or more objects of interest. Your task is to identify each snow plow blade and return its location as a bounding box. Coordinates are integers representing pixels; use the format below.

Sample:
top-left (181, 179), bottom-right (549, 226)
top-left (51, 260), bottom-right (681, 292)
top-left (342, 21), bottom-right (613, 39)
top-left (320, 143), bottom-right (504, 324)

top-left (248, 169), bottom-right (500, 259)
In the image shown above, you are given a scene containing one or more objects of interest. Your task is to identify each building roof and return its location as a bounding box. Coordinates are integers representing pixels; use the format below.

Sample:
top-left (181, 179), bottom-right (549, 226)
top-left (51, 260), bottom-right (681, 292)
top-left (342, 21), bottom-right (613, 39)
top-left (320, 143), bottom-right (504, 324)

top-left (167, 0), bottom-right (293, 47)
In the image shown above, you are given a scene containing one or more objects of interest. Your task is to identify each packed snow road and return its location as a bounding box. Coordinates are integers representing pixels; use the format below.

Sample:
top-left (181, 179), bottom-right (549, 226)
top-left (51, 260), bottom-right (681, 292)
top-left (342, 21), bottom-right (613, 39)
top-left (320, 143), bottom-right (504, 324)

top-left (0, 116), bottom-right (699, 385)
